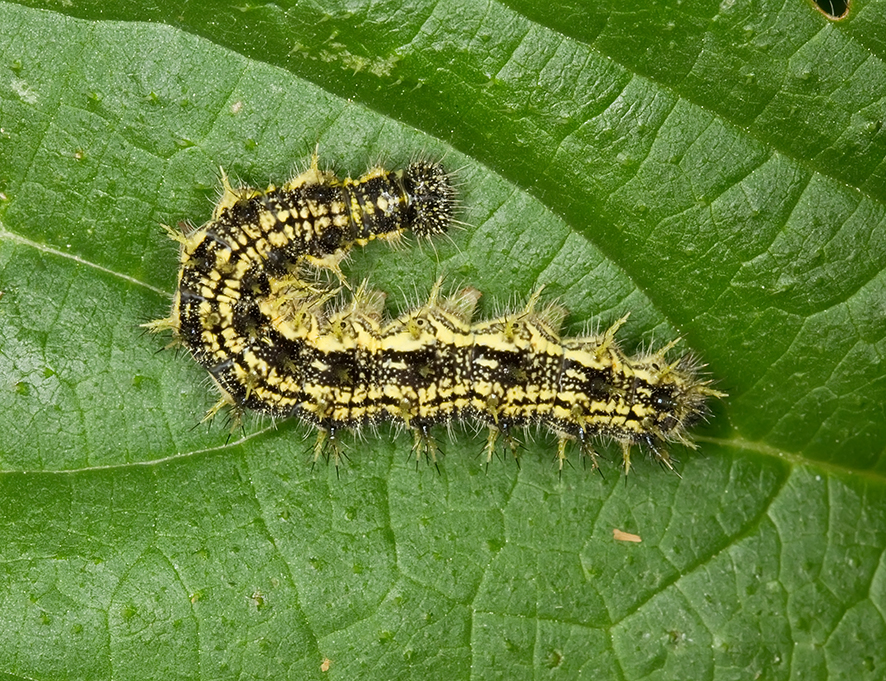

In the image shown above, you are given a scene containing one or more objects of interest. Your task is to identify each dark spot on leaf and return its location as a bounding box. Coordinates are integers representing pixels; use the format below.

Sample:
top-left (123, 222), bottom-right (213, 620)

top-left (812, 0), bottom-right (848, 19)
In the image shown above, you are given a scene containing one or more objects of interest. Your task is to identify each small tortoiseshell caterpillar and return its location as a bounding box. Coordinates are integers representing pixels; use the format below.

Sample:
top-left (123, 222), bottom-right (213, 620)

top-left (148, 153), bottom-right (723, 474)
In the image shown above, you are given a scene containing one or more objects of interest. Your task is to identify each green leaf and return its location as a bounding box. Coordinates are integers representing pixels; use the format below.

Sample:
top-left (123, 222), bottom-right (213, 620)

top-left (1, 0), bottom-right (884, 679)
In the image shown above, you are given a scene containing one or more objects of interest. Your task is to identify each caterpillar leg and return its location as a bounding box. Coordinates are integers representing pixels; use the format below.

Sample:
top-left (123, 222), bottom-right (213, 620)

top-left (202, 397), bottom-right (233, 425)
top-left (412, 425), bottom-right (442, 468)
top-left (565, 432), bottom-right (602, 472)
top-left (196, 396), bottom-right (246, 445)
top-left (619, 439), bottom-right (675, 475)
top-left (620, 441), bottom-right (635, 475)
top-left (485, 427), bottom-right (521, 468)
top-left (141, 314), bottom-right (183, 351)
top-left (312, 428), bottom-right (348, 473)
top-left (638, 434), bottom-right (677, 473)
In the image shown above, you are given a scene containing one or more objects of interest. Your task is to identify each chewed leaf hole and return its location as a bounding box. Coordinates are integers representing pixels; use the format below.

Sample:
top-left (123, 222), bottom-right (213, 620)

top-left (812, 0), bottom-right (849, 19)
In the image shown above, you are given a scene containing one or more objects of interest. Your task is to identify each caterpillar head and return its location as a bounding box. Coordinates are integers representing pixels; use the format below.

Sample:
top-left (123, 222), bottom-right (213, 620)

top-left (403, 161), bottom-right (455, 236)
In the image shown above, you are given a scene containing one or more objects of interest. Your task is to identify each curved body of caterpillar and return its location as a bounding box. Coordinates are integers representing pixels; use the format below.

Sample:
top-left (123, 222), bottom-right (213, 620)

top-left (149, 154), bottom-right (723, 474)
top-left (147, 156), bottom-right (454, 381)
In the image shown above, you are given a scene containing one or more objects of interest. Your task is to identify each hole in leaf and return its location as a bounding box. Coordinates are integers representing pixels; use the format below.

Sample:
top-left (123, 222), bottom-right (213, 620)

top-left (812, 0), bottom-right (849, 19)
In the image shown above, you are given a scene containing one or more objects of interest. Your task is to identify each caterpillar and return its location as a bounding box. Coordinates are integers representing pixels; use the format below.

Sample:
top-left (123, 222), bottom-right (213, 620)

top-left (148, 154), bottom-right (723, 474)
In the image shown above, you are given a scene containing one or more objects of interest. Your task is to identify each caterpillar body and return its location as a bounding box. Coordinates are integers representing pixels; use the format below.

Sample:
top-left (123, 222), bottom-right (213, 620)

top-left (149, 155), bottom-right (723, 473)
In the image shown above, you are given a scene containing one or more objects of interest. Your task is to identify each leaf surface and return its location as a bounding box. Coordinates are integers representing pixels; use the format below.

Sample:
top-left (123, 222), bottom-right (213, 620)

top-left (0, 1), bottom-right (884, 679)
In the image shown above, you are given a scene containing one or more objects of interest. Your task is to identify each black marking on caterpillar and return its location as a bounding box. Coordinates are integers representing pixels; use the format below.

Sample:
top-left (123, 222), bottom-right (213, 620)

top-left (148, 154), bottom-right (723, 474)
